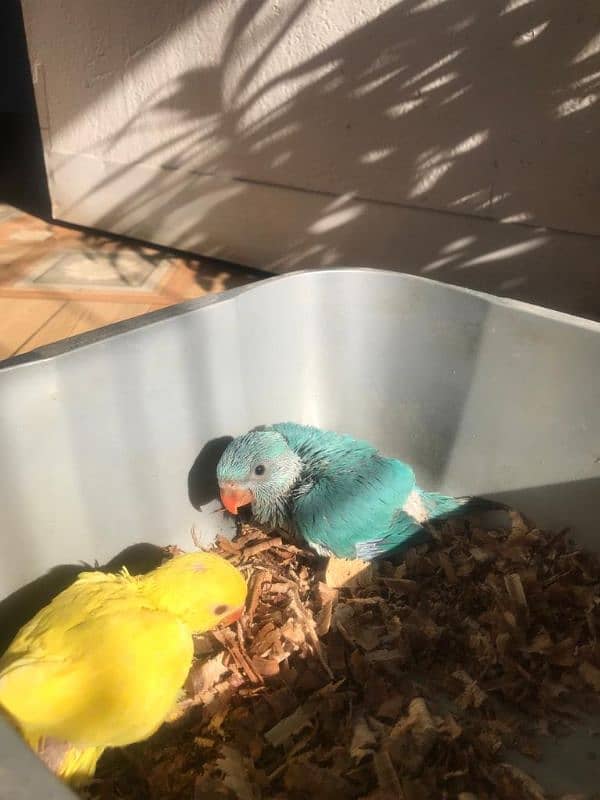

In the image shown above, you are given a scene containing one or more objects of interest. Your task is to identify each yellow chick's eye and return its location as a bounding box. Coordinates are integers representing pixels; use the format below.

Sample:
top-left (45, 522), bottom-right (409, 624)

top-left (214, 604), bottom-right (230, 615)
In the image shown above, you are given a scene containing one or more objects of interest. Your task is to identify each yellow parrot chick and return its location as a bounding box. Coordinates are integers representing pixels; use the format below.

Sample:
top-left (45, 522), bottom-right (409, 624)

top-left (0, 550), bottom-right (247, 787)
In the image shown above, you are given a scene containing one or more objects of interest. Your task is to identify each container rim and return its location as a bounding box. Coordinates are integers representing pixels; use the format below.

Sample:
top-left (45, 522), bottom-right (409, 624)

top-left (2, 266), bottom-right (599, 371)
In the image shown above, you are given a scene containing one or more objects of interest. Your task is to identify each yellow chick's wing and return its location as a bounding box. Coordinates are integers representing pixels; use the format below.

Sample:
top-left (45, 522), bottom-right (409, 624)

top-left (0, 596), bottom-right (193, 749)
top-left (1, 567), bottom-right (141, 659)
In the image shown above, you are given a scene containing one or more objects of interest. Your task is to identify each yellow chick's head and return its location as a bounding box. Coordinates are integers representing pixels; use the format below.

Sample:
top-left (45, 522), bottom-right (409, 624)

top-left (140, 551), bottom-right (247, 633)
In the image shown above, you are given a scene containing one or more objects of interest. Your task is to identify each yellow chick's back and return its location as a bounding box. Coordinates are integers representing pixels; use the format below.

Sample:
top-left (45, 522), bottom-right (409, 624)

top-left (0, 550), bottom-right (247, 786)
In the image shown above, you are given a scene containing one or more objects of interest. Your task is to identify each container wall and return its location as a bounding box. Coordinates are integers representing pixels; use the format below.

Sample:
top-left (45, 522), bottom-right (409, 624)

top-left (1, 269), bottom-right (600, 798)
top-left (1, 270), bottom-right (599, 600)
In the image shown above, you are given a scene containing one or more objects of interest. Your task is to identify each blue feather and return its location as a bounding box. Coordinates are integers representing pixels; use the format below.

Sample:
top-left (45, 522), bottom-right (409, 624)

top-left (216, 423), bottom-right (504, 560)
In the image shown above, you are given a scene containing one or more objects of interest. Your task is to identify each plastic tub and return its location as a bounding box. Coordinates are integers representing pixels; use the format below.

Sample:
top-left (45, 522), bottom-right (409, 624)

top-left (1, 268), bottom-right (599, 797)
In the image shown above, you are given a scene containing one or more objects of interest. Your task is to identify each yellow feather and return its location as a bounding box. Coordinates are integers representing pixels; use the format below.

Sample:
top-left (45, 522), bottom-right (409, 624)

top-left (0, 551), bottom-right (247, 786)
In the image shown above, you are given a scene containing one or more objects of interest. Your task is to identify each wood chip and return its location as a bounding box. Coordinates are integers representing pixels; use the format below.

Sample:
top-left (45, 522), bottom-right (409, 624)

top-left (405, 698), bottom-right (437, 754)
top-left (452, 670), bottom-right (488, 709)
top-left (215, 745), bottom-right (258, 800)
top-left (382, 577), bottom-right (419, 595)
top-left (216, 535), bottom-right (241, 554)
top-left (245, 570), bottom-right (271, 624)
top-left (317, 581), bottom-right (339, 606)
top-left (228, 642), bottom-right (263, 685)
top-left (251, 656), bottom-right (280, 678)
top-left (504, 572), bottom-right (529, 624)
top-left (579, 661), bottom-right (600, 692)
top-left (325, 555), bottom-right (373, 589)
top-left (494, 763), bottom-right (546, 800)
top-left (194, 736), bottom-right (215, 749)
top-left (438, 551), bottom-right (457, 584)
top-left (88, 511), bottom-right (600, 800)
top-left (242, 537), bottom-right (282, 559)
top-left (373, 750), bottom-right (403, 797)
top-left (350, 714), bottom-right (378, 761)
top-left (183, 651), bottom-right (228, 696)
top-left (265, 702), bottom-right (316, 747)
top-left (316, 599), bottom-right (334, 636)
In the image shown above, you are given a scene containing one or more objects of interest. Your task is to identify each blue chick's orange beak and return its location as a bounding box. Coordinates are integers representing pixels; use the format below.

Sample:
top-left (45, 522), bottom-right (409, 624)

top-left (219, 484), bottom-right (253, 515)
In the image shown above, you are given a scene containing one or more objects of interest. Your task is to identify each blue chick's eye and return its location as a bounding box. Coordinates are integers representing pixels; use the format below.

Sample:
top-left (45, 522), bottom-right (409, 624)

top-left (254, 464), bottom-right (266, 476)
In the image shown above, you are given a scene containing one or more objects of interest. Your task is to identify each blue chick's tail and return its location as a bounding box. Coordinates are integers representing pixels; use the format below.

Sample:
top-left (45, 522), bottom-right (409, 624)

top-left (354, 492), bottom-right (510, 561)
top-left (418, 490), bottom-right (509, 523)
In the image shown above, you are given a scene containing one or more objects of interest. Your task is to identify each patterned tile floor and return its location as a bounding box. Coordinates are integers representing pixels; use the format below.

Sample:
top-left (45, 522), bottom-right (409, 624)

top-left (0, 205), bottom-right (260, 361)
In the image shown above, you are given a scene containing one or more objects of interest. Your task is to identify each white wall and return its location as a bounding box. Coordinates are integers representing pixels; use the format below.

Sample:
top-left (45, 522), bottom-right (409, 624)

top-left (21, 0), bottom-right (600, 317)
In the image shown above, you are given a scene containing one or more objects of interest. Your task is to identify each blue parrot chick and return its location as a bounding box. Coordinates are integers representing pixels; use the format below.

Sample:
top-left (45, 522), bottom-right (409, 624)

top-left (216, 422), bottom-right (504, 560)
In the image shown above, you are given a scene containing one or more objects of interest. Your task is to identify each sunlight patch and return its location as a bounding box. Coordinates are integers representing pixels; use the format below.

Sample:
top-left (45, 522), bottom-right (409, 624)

top-left (513, 22), bottom-right (550, 47)
top-left (441, 236), bottom-right (476, 254)
top-left (556, 94), bottom-right (597, 117)
top-left (387, 98), bottom-right (424, 117)
top-left (501, 0), bottom-right (535, 13)
top-left (420, 72), bottom-right (459, 93)
top-left (308, 206), bottom-right (364, 234)
top-left (460, 238), bottom-right (547, 267)
top-left (403, 51), bottom-right (462, 89)
top-left (410, 0), bottom-right (451, 13)
top-left (354, 67), bottom-right (407, 98)
top-left (500, 212), bottom-right (533, 223)
top-left (360, 148), bottom-right (394, 164)
top-left (409, 163), bottom-right (453, 198)
top-left (574, 33), bottom-right (600, 64)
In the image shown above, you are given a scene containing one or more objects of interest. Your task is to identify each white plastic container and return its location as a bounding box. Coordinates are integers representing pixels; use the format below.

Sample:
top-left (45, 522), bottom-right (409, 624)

top-left (1, 269), bottom-right (599, 797)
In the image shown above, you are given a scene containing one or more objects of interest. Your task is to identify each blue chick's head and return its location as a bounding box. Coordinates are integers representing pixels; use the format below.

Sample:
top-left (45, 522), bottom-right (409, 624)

top-left (216, 428), bottom-right (302, 526)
